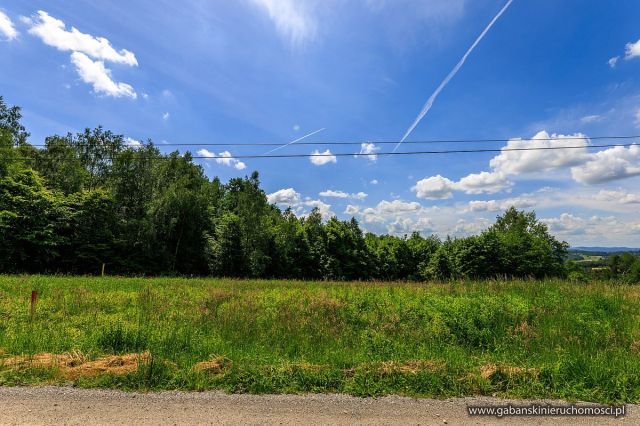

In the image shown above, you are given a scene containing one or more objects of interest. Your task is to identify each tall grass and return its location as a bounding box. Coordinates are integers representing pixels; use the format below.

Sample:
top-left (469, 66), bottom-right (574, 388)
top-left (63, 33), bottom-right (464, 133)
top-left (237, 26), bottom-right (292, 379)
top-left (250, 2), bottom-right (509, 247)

top-left (0, 276), bottom-right (638, 403)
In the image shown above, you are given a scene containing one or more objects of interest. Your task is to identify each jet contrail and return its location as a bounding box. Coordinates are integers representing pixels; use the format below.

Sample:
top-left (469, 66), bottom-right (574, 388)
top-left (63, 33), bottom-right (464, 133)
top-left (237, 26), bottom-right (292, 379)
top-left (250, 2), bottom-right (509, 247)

top-left (263, 128), bottom-right (326, 155)
top-left (394, 0), bottom-right (515, 151)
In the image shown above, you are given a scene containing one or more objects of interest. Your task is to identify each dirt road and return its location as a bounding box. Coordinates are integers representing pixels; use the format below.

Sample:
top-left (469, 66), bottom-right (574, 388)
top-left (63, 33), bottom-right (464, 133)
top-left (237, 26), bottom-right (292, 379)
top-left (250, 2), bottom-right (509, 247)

top-left (0, 387), bottom-right (634, 425)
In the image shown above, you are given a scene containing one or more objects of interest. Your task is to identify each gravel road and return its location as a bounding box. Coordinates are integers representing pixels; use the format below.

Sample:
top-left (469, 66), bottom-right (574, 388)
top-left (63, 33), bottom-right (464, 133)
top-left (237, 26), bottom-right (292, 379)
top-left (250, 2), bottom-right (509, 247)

top-left (0, 387), bottom-right (634, 425)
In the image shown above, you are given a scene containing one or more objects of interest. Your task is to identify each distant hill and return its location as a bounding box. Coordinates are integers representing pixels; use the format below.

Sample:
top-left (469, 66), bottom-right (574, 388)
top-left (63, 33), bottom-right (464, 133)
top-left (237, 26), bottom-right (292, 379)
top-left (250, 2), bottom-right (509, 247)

top-left (571, 247), bottom-right (640, 253)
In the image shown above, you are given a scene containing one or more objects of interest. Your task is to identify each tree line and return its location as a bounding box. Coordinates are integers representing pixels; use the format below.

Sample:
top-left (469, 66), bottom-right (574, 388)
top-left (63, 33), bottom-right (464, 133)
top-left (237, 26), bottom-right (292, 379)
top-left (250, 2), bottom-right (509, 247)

top-left (1, 96), bottom-right (575, 280)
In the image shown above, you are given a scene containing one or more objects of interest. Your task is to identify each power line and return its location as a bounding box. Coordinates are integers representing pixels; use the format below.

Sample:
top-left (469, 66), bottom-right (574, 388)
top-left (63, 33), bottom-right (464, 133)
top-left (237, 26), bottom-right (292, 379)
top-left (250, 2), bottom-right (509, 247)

top-left (26, 134), bottom-right (640, 147)
top-left (15, 142), bottom-right (640, 161)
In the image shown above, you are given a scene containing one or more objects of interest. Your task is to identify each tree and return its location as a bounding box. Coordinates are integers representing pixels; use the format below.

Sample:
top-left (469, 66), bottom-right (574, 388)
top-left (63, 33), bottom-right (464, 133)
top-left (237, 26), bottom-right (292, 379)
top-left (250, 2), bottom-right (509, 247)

top-left (0, 169), bottom-right (67, 272)
top-left (70, 127), bottom-right (125, 190)
top-left (205, 212), bottom-right (244, 276)
top-left (35, 135), bottom-right (88, 194)
top-left (608, 252), bottom-right (640, 283)
top-left (486, 207), bottom-right (568, 278)
top-left (323, 217), bottom-right (371, 280)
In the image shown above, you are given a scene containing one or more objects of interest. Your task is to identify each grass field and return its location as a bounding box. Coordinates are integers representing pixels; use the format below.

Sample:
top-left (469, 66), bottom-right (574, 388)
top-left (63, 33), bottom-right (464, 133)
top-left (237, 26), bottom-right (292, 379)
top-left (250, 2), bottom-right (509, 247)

top-left (0, 276), bottom-right (638, 403)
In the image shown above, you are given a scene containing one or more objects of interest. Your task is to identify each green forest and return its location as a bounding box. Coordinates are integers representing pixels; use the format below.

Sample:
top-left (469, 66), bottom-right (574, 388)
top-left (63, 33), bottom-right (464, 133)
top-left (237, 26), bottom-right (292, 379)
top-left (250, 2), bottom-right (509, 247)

top-left (1, 96), bottom-right (639, 281)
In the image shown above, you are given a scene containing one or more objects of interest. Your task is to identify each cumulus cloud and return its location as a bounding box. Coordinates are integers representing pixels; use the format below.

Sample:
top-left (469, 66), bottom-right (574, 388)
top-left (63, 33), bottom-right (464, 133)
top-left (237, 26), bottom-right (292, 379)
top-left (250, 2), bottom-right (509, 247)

top-left (410, 130), bottom-right (640, 200)
top-left (0, 10), bottom-right (18, 40)
top-left (413, 172), bottom-right (511, 199)
top-left (310, 149), bottom-right (337, 166)
top-left (26, 11), bottom-right (137, 98)
top-left (571, 145), bottom-right (640, 184)
top-left (197, 149), bottom-right (247, 170)
top-left (125, 137), bottom-right (143, 149)
top-left (624, 38), bottom-right (640, 60)
top-left (354, 143), bottom-right (380, 162)
top-left (304, 199), bottom-right (334, 220)
top-left (248, 0), bottom-right (316, 46)
top-left (70, 52), bottom-right (137, 98)
top-left (608, 56), bottom-right (619, 68)
top-left (320, 190), bottom-right (367, 200)
top-left (370, 179), bottom-right (379, 185)
top-left (594, 189), bottom-right (640, 204)
top-left (412, 175), bottom-right (454, 200)
top-left (319, 190), bottom-right (348, 198)
top-left (163, 112), bottom-right (170, 121)
top-left (455, 171), bottom-right (512, 194)
top-left (361, 200), bottom-right (423, 224)
top-left (453, 218), bottom-right (491, 235)
top-left (267, 188), bottom-right (334, 219)
top-left (267, 188), bottom-right (301, 205)
top-left (489, 131), bottom-right (589, 175)
top-left (361, 200), bottom-right (422, 225)
top-left (353, 192), bottom-right (367, 200)
top-left (27, 11), bottom-right (137, 65)
top-left (387, 216), bottom-right (435, 235)
top-left (467, 197), bottom-right (536, 212)
top-left (345, 205), bottom-right (360, 215)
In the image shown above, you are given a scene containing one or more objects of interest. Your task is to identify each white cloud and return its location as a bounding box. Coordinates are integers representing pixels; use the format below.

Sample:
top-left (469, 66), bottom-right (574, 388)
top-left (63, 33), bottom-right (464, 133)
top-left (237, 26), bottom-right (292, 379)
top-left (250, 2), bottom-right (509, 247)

top-left (412, 171), bottom-right (510, 199)
top-left (455, 171), bottom-right (512, 194)
top-left (635, 109), bottom-right (640, 128)
top-left (310, 149), bottom-right (337, 166)
top-left (70, 52), bottom-right (137, 99)
top-left (198, 149), bottom-right (247, 170)
top-left (267, 189), bottom-right (335, 219)
top-left (0, 10), bottom-right (18, 40)
top-left (467, 197), bottom-right (536, 213)
top-left (319, 190), bottom-right (349, 198)
top-left (377, 200), bottom-right (421, 213)
top-left (249, 0), bottom-right (316, 46)
top-left (387, 216), bottom-right (434, 235)
top-left (27, 11), bottom-right (137, 66)
top-left (353, 192), bottom-right (368, 200)
top-left (320, 190), bottom-right (367, 200)
top-left (453, 218), bottom-right (491, 235)
top-left (571, 145), bottom-right (640, 184)
top-left (304, 199), bottom-right (334, 220)
top-left (542, 213), bottom-right (640, 244)
top-left (412, 175), bottom-right (454, 200)
top-left (370, 179), bottom-right (379, 185)
top-left (580, 114), bottom-right (603, 124)
top-left (412, 129), bottom-right (640, 200)
top-left (608, 56), bottom-right (619, 68)
top-left (624, 38), bottom-right (640, 60)
top-left (267, 188), bottom-right (301, 205)
top-left (354, 143), bottom-right (380, 162)
top-left (490, 131), bottom-right (589, 175)
top-left (163, 112), bottom-right (170, 121)
top-left (125, 137), bottom-right (143, 148)
top-left (26, 11), bottom-right (137, 99)
top-left (594, 189), bottom-right (640, 204)
top-left (361, 199), bottom-right (421, 225)
top-left (345, 205), bottom-right (360, 215)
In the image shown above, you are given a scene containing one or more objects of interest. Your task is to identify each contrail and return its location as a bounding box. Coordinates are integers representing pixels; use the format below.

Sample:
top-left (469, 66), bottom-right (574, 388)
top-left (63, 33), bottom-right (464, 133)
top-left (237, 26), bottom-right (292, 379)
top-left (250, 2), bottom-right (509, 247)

top-left (394, 0), bottom-right (515, 151)
top-left (263, 128), bottom-right (326, 155)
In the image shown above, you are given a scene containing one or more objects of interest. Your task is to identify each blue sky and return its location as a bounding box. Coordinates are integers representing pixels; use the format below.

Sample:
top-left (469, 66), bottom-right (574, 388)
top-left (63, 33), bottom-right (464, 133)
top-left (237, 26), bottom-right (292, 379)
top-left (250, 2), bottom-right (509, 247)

top-left (2, 0), bottom-right (640, 246)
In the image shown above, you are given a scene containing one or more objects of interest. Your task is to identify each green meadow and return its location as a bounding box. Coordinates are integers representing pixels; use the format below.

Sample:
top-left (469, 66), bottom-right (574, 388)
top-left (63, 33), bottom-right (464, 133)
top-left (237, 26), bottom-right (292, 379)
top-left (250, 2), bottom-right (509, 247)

top-left (0, 275), bottom-right (638, 403)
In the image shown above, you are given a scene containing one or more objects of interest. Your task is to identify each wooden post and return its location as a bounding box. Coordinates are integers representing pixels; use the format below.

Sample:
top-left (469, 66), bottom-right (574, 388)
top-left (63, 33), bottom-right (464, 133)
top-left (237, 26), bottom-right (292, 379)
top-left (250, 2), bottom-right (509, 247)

top-left (30, 290), bottom-right (38, 318)
top-left (101, 263), bottom-right (106, 277)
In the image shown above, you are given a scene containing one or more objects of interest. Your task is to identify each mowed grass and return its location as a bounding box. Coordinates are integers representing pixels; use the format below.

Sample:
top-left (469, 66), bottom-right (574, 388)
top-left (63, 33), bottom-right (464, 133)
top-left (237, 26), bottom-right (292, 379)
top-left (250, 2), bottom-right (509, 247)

top-left (0, 276), bottom-right (639, 403)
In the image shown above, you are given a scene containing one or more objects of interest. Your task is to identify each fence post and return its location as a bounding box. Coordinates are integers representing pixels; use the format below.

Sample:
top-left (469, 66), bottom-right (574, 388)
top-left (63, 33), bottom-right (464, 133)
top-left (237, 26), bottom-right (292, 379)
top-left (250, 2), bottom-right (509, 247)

top-left (102, 263), bottom-right (106, 277)
top-left (30, 290), bottom-right (38, 319)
